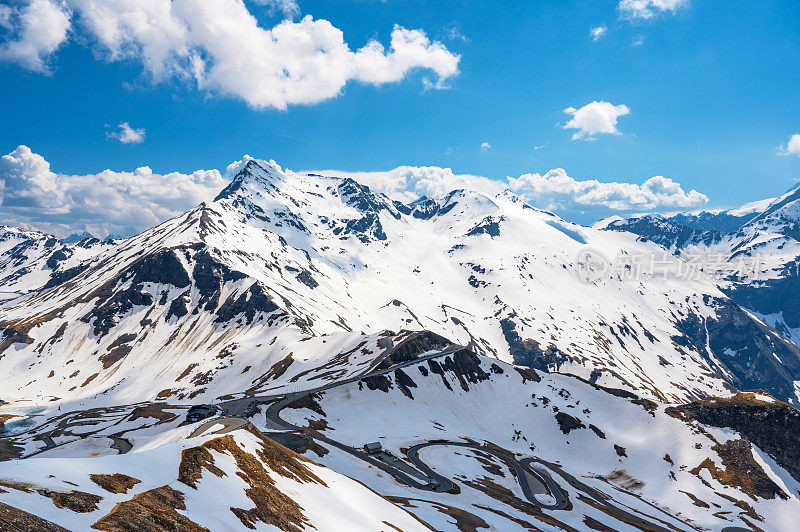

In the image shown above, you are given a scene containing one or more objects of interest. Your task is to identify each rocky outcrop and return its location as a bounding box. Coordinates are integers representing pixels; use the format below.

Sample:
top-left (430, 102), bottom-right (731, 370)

top-left (500, 315), bottom-right (569, 371)
top-left (671, 392), bottom-right (800, 484)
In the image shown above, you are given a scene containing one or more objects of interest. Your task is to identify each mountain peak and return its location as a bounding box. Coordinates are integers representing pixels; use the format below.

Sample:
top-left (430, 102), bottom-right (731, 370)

top-left (61, 230), bottom-right (95, 244)
top-left (336, 177), bottom-right (397, 215)
top-left (746, 183), bottom-right (800, 226)
top-left (215, 159), bottom-right (285, 201)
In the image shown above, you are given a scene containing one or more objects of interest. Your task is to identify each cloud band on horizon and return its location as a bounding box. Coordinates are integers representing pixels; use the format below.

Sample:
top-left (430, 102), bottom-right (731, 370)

top-left (0, 146), bottom-right (709, 237)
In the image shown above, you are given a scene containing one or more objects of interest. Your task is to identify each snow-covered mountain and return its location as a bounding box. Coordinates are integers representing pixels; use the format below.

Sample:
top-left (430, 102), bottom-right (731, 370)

top-left (0, 226), bottom-right (115, 302)
top-left (1, 159), bottom-right (800, 409)
top-left (61, 231), bottom-right (96, 244)
top-left (2, 158), bottom-right (800, 531)
top-left (0, 420), bottom-right (428, 531)
top-left (603, 184), bottom-right (800, 351)
top-left (2, 349), bottom-right (798, 531)
top-left (277, 354), bottom-right (800, 531)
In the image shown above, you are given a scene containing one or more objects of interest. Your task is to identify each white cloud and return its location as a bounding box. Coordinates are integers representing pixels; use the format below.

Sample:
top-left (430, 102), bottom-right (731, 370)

top-left (0, 145), bottom-right (226, 237)
top-left (480, 141), bottom-right (492, 151)
top-left (590, 25), bottom-right (607, 41)
top-left (252, 0), bottom-right (300, 19)
top-left (353, 25), bottom-right (459, 84)
top-left (0, 144), bottom-right (66, 213)
top-left (779, 134), bottom-right (800, 157)
top-left (507, 169), bottom-right (707, 212)
top-left (563, 100), bottom-right (631, 141)
top-left (421, 76), bottom-right (453, 92)
top-left (618, 0), bottom-right (689, 20)
top-left (0, 6), bottom-right (12, 29)
top-left (0, 0), bottom-right (459, 109)
top-left (0, 0), bottom-right (71, 73)
top-left (107, 122), bottom-right (145, 144)
top-left (0, 146), bottom-right (709, 236)
top-left (321, 165), bottom-right (707, 220)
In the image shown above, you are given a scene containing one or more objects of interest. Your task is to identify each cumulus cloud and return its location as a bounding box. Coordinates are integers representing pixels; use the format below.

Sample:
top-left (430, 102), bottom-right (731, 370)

top-left (322, 165), bottom-right (707, 222)
top-left (0, 0), bottom-right (459, 109)
top-left (0, 146), bottom-right (709, 236)
top-left (507, 169), bottom-right (707, 212)
top-left (618, 0), bottom-right (689, 20)
top-left (480, 141), bottom-right (492, 151)
top-left (590, 25), bottom-right (607, 41)
top-left (779, 134), bottom-right (800, 157)
top-left (107, 122), bottom-right (145, 144)
top-left (563, 100), bottom-right (630, 141)
top-left (0, 145), bottom-right (226, 237)
top-left (0, 144), bottom-right (67, 213)
top-left (0, 0), bottom-right (71, 73)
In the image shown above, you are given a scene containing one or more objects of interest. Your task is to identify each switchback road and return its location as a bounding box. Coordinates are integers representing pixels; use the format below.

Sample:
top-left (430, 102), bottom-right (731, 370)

top-left (406, 441), bottom-right (567, 509)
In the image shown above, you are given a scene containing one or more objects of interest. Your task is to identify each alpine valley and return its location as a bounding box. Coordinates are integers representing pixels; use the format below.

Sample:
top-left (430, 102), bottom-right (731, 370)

top-left (1, 159), bottom-right (799, 531)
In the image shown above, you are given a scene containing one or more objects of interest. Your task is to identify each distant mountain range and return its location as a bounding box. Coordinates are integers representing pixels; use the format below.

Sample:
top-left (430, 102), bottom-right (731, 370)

top-left (602, 183), bottom-right (800, 348)
top-left (1, 160), bottom-right (799, 531)
top-left (2, 159), bottom-right (799, 406)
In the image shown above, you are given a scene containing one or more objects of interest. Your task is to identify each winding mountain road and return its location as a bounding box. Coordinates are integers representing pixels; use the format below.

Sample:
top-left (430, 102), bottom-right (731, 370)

top-left (5, 408), bottom-right (141, 459)
top-left (250, 345), bottom-right (578, 509)
top-left (406, 441), bottom-right (567, 509)
top-left (248, 346), bottom-right (691, 531)
top-left (4, 338), bottom-right (694, 531)
top-left (218, 344), bottom-right (465, 417)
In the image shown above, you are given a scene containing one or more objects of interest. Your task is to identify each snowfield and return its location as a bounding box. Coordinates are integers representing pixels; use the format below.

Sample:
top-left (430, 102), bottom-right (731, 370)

top-left (2, 159), bottom-right (797, 413)
top-left (1, 158), bottom-right (800, 530)
top-left (0, 425), bottom-right (426, 531)
top-left (272, 354), bottom-right (800, 531)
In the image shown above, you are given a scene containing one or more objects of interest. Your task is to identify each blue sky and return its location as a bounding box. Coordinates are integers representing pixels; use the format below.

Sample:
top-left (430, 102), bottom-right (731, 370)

top-left (0, 0), bottom-right (799, 235)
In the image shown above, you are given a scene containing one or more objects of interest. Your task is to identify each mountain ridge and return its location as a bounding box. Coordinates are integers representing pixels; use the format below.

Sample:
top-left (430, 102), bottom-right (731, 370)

top-left (1, 158), bottom-right (799, 408)
top-left (603, 183), bottom-right (800, 348)
top-left (2, 160), bottom-right (800, 530)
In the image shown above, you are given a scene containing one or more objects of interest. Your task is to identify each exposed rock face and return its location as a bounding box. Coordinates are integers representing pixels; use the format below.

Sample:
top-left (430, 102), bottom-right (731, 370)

top-left (91, 485), bottom-right (207, 532)
top-left (690, 438), bottom-right (787, 500)
top-left (727, 259), bottom-right (800, 329)
top-left (603, 185), bottom-right (800, 365)
top-left (333, 178), bottom-right (396, 242)
top-left (671, 392), bottom-right (800, 484)
top-left (433, 349), bottom-right (491, 391)
top-left (127, 250), bottom-right (191, 288)
top-left (466, 217), bottom-right (502, 238)
top-left (89, 474), bottom-right (141, 495)
top-left (603, 214), bottom-right (727, 250)
top-left (0, 226), bottom-right (114, 296)
top-left (0, 501), bottom-right (69, 531)
top-left (379, 330), bottom-right (454, 367)
top-left (671, 296), bottom-right (800, 404)
top-left (555, 412), bottom-right (585, 434)
top-left (500, 316), bottom-right (568, 371)
top-left (214, 281), bottom-right (279, 325)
